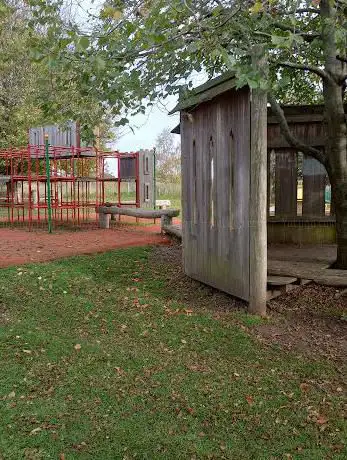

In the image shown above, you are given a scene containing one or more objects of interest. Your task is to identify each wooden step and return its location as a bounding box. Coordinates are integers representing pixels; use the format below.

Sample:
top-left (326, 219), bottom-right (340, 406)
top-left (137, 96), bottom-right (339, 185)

top-left (267, 276), bottom-right (297, 287)
top-left (267, 275), bottom-right (300, 300)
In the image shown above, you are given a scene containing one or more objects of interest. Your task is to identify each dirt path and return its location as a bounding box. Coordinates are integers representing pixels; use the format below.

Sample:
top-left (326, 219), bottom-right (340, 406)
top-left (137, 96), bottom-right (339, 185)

top-left (0, 225), bottom-right (169, 267)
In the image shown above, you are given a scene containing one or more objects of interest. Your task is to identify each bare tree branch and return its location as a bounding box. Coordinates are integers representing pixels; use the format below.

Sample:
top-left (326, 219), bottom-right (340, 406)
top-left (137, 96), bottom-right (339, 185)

top-left (270, 20), bottom-right (320, 43)
top-left (268, 93), bottom-right (327, 166)
top-left (288, 8), bottom-right (320, 14)
top-left (276, 61), bottom-right (335, 84)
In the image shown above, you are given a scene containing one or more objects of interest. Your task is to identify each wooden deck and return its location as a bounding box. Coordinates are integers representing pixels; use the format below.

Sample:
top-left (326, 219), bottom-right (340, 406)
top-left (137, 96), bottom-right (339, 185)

top-left (268, 244), bottom-right (346, 287)
top-left (163, 225), bottom-right (346, 288)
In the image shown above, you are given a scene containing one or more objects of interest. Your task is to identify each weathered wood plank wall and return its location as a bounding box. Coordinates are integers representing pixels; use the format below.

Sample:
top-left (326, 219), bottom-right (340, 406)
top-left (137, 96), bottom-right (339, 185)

top-left (302, 156), bottom-right (326, 217)
top-left (275, 150), bottom-right (297, 217)
top-left (268, 116), bottom-right (330, 219)
top-left (181, 88), bottom-right (251, 301)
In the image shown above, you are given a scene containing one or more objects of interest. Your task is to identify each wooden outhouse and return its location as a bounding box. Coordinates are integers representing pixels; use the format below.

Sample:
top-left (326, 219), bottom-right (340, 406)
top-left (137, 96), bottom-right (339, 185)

top-left (171, 73), bottom-right (268, 311)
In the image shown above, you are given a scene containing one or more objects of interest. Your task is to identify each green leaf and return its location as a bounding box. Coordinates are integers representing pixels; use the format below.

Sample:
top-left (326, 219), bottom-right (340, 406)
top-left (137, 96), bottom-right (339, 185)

top-left (271, 34), bottom-right (292, 48)
top-left (95, 56), bottom-right (106, 71)
top-left (115, 118), bottom-right (129, 127)
top-left (79, 36), bottom-right (90, 50)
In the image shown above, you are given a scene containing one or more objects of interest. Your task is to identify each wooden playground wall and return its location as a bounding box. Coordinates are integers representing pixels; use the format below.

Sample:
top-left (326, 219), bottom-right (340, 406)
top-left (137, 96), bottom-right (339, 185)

top-left (181, 88), bottom-right (252, 301)
top-left (267, 108), bottom-right (335, 244)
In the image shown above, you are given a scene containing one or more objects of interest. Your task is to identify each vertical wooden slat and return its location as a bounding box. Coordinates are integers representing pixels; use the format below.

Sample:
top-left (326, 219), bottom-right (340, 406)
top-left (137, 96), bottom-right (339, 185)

top-left (275, 150), bottom-right (297, 216)
top-left (181, 88), bottom-right (251, 302)
top-left (302, 155), bottom-right (326, 216)
top-left (181, 113), bottom-right (193, 275)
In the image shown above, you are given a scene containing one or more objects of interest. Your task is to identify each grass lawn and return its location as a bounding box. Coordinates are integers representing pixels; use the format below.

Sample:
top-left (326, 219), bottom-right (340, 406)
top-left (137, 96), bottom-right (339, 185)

top-left (0, 246), bottom-right (345, 459)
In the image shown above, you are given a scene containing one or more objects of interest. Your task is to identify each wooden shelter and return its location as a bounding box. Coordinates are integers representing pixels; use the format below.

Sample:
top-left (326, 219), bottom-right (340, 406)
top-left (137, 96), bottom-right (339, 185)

top-left (170, 73), bottom-right (267, 310)
top-left (171, 73), bottom-right (345, 309)
top-left (267, 104), bottom-right (337, 244)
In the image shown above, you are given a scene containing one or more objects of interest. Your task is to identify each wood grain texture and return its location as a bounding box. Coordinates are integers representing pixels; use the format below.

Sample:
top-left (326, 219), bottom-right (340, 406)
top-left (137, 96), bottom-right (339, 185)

top-left (275, 150), bottom-right (297, 217)
top-left (302, 156), bottom-right (327, 217)
top-left (181, 88), bottom-right (251, 301)
top-left (249, 85), bottom-right (268, 315)
top-left (97, 206), bottom-right (179, 218)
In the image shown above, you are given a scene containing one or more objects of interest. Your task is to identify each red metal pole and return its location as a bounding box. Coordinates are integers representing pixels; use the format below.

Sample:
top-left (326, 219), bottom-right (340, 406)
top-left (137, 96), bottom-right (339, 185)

top-left (135, 151), bottom-right (140, 208)
top-left (117, 155), bottom-right (121, 206)
top-left (28, 145), bottom-right (32, 230)
top-left (10, 147), bottom-right (14, 224)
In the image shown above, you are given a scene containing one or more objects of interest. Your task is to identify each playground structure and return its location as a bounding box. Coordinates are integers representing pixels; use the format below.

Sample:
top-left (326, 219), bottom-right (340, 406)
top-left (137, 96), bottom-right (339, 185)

top-left (170, 73), bottom-right (346, 312)
top-left (0, 144), bottom-right (155, 228)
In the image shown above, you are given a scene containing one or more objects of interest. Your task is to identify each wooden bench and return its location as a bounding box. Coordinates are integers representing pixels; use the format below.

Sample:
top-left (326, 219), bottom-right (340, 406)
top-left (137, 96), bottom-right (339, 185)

top-left (96, 205), bottom-right (180, 232)
top-left (156, 199), bottom-right (171, 210)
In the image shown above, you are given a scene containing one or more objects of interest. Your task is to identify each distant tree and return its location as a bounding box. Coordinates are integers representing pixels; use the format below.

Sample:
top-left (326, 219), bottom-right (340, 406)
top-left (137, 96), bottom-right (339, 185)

top-left (0, 1), bottom-right (114, 148)
top-left (155, 128), bottom-right (181, 184)
top-left (0, 2), bottom-right (42, 147)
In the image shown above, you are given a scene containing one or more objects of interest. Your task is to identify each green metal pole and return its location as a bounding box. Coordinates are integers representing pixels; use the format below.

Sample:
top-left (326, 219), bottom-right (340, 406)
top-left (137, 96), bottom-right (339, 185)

top-left (44, 134), bottom-right (53, 233)
top-left (153, 147), bottom-right (157, 210)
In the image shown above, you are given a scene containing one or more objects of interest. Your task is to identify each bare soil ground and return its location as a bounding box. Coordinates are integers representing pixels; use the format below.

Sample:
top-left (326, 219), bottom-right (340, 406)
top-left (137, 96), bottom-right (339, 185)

top-left (0, 224), bottom-right (169, 268)
top-left (150, 244), bottom-right (347, 369)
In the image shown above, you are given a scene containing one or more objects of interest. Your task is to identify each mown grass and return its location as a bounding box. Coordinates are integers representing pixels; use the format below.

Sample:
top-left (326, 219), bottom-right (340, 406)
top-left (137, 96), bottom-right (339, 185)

top-left (0, 247), bottom-right (345, 459)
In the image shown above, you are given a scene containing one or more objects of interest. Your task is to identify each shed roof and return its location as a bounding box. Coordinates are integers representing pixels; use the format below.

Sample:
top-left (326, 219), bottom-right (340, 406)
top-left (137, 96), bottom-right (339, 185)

top-left (169, 72), bottom-right (236, 114)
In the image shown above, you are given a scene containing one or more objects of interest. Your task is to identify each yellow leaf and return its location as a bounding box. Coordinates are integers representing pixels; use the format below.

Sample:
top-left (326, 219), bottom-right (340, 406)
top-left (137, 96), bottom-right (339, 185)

top-left (250, 0), bottom-right (263, 14)
top-left (113, 9), bottom-right (122, 20)
top-left (100, 6), bottom-right (123, 20)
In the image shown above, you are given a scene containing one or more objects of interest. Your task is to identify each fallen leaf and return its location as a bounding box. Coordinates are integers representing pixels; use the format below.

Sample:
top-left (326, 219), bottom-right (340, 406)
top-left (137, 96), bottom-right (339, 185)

top-left (186, 364), bottom-right (210, 373)
top-left (74, 344), bottom-right (81, 351)
top-left (181, 339), bottom-right (187, 344)
top-left (23, 349), bottom-right (32, 354)
top-left (7, 391), bottom-right (15, 399)
top-left (246, 395), bottom-right (254, 405)
top-left (30, 427), bottom-right (42, 435)
top-left (114, 367), bottom-right (126, 375)
top-left (316, 415), bottom-right (328, 425)
top-left (59, 454), bottom-right (65, 460)
top-left (300, 383), bottom-right (309, 392)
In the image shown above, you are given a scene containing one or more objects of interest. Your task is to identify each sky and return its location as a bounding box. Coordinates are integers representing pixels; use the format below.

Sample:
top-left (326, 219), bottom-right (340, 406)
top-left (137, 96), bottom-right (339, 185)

top-left (112, 97), bottom-right (180, 152)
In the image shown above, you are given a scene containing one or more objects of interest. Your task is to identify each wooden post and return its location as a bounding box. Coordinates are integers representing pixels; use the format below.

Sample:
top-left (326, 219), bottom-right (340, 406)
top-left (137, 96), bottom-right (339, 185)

top-left (160, 214), bottom-right (172, 233)
top-left (99, 212), bottom-right (110, 229)
top-left (249, 46), bottom-right (268, 316)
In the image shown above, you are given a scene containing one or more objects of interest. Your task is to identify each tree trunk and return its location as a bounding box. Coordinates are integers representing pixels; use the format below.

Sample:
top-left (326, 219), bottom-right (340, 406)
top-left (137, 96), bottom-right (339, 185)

top-left (330, 177), bottom-right (347, 268)
top-left (323, 98), bottom-right (347, 269)
top-left (320, 0), bottom-right (347, 269)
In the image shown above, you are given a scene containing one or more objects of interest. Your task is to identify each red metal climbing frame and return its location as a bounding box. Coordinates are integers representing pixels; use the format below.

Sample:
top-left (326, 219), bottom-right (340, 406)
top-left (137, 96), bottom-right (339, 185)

top-left (0, 145), bottom-right (140, 228)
